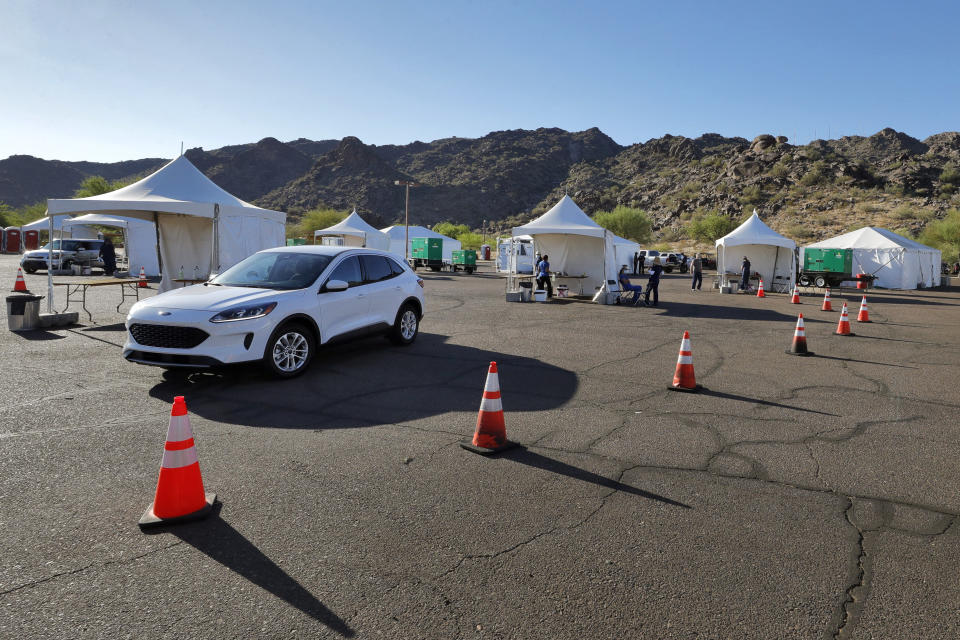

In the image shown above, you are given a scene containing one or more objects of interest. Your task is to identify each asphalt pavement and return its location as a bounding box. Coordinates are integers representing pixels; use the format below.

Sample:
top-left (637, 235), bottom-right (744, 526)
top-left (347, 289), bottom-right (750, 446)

top-left (1, 254), bottom-right (959, 639)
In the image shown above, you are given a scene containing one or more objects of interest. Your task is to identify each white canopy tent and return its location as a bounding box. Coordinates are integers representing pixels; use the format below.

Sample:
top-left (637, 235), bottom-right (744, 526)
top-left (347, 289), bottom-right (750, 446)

top-left (804, 227), bottom-right (941, 289)
top-left (46, 155), bottom-right (286, 294)
top-left (612, 234), bottom-right (642, 273)
top-left (61, 214), bottom-right (160, 276)
top-left (314, 210), bottom-right (390, 251)
top-left (380, 225), bottom-right (461, 261)
top-left (21, 216), bottom-right (94, 240)
top-left (715, 211), bottom-right (796, 291)
top-left (511, 195), bottom-right (619, 296)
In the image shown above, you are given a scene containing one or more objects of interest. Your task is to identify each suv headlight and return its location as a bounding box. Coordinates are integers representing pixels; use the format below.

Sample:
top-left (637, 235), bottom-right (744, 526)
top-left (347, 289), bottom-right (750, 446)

top-left (209, 302), bottom-right (277, 323)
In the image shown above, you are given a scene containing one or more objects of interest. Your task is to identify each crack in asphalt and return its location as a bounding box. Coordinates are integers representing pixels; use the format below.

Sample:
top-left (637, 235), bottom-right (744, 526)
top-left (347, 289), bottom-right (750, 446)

top-left (832, 498), bottom-right (872, 639)
top-left (0, 540), bottom-right (184, 597)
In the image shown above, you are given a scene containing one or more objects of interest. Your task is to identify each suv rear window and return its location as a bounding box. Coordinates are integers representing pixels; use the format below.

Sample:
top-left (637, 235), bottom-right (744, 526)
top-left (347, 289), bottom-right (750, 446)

top-left (360, 255), bottom-right (395, 283)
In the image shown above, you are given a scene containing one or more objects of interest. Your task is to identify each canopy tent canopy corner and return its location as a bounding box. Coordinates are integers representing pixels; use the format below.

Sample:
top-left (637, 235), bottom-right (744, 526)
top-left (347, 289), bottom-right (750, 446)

top-left (511, 195), bottom-right (620, 295)
top-left (46, 155), bottom-right (286, 293)
top-left (715, 210), bottom-right (797, 290)
top-left (314, 210), bottom-right (390, 251)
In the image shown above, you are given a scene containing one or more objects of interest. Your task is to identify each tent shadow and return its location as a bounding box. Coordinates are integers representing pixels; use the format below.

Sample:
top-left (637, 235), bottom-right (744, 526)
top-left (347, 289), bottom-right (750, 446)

top-left (82, 322), bottom-right (127, 332)
top-left (643, 301), bottom-right (810, 322)
top-left (8, 329), bottom-right (66, 341)
top-left (148, 333), bottom-right (578, 429)
top-left (699, 388), bottom-right (839, 416)
top-left (842, 293), bottom-right (959, 307)
top-left (503, 446), bottom-right (691, 509)
top-left (146, 505), bottom-right (354, 637)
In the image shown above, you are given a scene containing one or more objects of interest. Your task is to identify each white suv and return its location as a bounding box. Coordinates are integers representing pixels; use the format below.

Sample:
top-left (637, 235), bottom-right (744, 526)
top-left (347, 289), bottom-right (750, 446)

top-left (123, 246), bottom-right (425, 377)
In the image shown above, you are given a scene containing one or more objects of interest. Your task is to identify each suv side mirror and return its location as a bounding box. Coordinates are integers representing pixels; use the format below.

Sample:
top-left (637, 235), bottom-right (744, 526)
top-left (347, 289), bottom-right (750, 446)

top-left (323, 279), bottom-right (348, 293)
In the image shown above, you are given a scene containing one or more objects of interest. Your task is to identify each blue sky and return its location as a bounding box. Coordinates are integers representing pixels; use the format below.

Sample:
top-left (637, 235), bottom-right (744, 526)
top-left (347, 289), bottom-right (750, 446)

top-left (1, 0), bottom-right (957, 162)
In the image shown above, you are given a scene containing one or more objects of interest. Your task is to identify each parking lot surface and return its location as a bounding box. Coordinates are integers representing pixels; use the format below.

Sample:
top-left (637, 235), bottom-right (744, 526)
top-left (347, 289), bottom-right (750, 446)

top-left (2, 254), bottom-right (959, 639)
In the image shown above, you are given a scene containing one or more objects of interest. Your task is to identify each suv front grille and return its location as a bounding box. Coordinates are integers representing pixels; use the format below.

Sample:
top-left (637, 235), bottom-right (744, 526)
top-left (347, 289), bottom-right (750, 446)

top-left (130, 324), bottom-right (209, 349)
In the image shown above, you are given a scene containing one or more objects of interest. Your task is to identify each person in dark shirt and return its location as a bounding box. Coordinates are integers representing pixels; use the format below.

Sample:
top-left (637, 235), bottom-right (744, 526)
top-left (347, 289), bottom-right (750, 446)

top-left (99, 236), bottom-right (117, 276)
top-left (740, 256), bottom-right (752, 292)
top-left (536, 254), bottom-right (553, 299)
top-left (644, 257), bottom-right (663, 306)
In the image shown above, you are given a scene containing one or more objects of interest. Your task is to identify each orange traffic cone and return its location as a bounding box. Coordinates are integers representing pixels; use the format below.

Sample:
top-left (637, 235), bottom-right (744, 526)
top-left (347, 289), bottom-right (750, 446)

top-left (857, 295), bottom-right (871, 322)
top-left (786, 313), bottom-right (813, 356)
top-left (756, 279), bottom-right (765, 298)
top-left (461, 362), bottom-right (518, 455)
top-left (821, 288), bottom-right (833, 311)
top-left (790, 285), bottom-right (800, 304)
top-left (138, 266), bottom-right (148, 288)
top-left (835, 302), bottom-right (855, 336)
top-left (139, 396), bottom-right (216, 528)
top-left (669, 331), bottom-right (701, 392)
top-left (12, 267), bottom-right (29, 292)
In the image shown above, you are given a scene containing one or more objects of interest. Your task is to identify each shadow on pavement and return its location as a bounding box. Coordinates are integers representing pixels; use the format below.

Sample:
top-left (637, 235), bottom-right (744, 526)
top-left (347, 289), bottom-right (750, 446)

top-left (503, 446), bottom-right (691, 509)
top-left (699, 388), bottom-right (839, 416)
top-left (150, 505), bottom-right (354, 637)
top-left (82, 322), bottom-right (127, 332)
top-left (645, 301), bottom-right (809, 323)
top-left (149, 333), bottom-right (578, 429)
top-left (8, 329), bottom-right (66, 341)
top-left (813, 354), bottom-right (919, 369)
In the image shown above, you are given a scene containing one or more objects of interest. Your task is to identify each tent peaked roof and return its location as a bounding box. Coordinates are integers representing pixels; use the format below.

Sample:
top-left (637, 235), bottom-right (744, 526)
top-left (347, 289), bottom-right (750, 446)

top-left (318, 210), bottom-right (382, 236)
top-left (806, 226), bottom-right (935, 251)
top-left (512, 195), bottom-right (605, 237)
top-left (46, 155), bottom-right (284, 220)
top-left (716, 210), bottom-right (795, 249)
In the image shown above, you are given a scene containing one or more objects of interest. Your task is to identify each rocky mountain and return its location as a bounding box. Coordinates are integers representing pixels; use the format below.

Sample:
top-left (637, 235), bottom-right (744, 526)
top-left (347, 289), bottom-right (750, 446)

top-left (3, 126), bottom-right (958, 245)
top-left (0, 155), bottom-right (165, 208)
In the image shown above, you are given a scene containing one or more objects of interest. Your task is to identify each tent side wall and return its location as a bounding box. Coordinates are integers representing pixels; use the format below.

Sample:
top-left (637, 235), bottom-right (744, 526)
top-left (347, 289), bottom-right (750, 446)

top-left (530, 233), bottom-right (607, 293)
top-left (719, 244), bottom-right (795, 290)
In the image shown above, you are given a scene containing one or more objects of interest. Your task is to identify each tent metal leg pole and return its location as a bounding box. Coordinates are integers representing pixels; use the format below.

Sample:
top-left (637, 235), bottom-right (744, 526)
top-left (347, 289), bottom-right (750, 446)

top-left (47, 212), bottom-right (54, 313)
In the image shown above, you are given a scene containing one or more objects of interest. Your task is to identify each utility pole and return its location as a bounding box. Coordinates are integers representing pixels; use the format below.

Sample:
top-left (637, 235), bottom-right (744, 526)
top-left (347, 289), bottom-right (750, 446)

top-left (395, 180), bottom-right (420, 259)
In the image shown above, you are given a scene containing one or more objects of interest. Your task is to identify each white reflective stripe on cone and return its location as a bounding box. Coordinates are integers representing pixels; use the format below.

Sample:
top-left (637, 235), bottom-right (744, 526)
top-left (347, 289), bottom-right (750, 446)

top-left (166, 414), bottom-right (194, 443)
top-left (677, 355), bottom-right (693, 365)
top-left (480, 397), bottom-right (503, 413)
top-left (484, 374), bottom-right (500, 393)
top-left (161, 447), bottom-right (199, 469)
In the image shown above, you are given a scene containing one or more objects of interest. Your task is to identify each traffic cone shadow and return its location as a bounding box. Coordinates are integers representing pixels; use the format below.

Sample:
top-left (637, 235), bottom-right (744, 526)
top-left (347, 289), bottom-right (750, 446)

top-left (668, 331), bottom-right (702, 392)
top-left (139, 396), bottom-right (216, 528)
top-left (461, 362), bottom-right (519, 456)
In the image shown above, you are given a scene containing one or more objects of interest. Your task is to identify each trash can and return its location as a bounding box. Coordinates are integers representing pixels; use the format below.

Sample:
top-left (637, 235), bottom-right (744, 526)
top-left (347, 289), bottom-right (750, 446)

top-left (7, 294), bottom-right (44, 332)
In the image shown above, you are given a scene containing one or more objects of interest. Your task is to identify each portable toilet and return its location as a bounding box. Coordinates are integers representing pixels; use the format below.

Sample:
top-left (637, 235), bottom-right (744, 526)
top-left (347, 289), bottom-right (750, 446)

top-left (23, 229), bottom-right (39, 250)
top-left (3, 228), bottom-right (21, 253)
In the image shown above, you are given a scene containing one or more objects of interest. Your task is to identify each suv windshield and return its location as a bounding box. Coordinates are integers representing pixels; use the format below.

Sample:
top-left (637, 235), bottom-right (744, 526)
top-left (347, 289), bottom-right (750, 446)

top-left (211, 252), bottom-right (334, 290)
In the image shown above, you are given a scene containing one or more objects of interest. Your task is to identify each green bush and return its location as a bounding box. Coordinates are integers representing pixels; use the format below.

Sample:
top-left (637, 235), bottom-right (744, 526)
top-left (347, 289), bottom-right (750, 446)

top-left (919, 209), bottom-right (960, 262)
top-left (295, 207), bottom-right (349, 238)
top-left (687, 210), bottom-right (737, 243)
top-left (432, 221), bottom-right (471, 238)
top-left (592, 206), bottom-right (653, 244)
top-left (455, 232), bottom-right (484, 250)
top-left (678, 181), bottom-right (701, 200)
top-left (74, 175), bottom-right (134, 198)
top-left (783, 223), bottom-right (815, 240)
top-left (799, 161), bottom-right (830, 187)
top-left (939, 163), bottom-right (960, 187)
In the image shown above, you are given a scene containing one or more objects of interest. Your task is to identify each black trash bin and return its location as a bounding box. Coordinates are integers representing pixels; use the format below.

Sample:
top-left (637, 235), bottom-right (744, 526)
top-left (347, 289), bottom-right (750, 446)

top-left (7, 294), bottom-right (44, 332)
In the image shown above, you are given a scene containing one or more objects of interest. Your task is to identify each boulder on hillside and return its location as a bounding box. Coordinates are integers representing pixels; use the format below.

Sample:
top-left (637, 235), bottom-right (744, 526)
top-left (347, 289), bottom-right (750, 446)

top-left (750, 135), bottom-right (777, 152)
top-left (776, 136), bottom-right (788, 144)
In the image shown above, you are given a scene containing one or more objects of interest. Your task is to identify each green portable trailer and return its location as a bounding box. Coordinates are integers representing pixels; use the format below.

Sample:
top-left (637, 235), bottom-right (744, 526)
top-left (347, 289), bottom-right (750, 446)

top-left (799, 248), bottom-right (854, 287)
top-left (410, 237), bottom-right (445, 271)
top-left (451, 249), bottom-right (477, 274)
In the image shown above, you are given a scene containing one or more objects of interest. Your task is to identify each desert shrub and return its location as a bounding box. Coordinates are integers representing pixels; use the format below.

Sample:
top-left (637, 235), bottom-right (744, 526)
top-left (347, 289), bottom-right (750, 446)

top-left (661, 227), bottom-right (684, 242)
top-left (678, 181), bottom-right (701, 199)
top-left (768, 162), bottom-right (790, 178)
top-left (855, 202), bottom-right (881, 214)
top-left (295, 207), bottom-right (349, 237)
top-left (941, 183), bottom-right (957, 196)
top-left (885, 182), bottom-right (906, 196)
top-left (919, 209), bottom-right (960, 262)
top-left (432, 221), bottom-right (471, 238)
top-left (593, 206), bottom-right (653, 244)
top-left (939, 163), bottom-right (960, 187)
top-left (890, 205), bottom-right (917, 220)
top-left (739, 184), bottom-right (764, 205)
top-left (701, 155), bottom-right (725, 169)
top-left (783, 223), bottom-right (815, 240)
top-left (687, 210), bottom-right (737, 243)
top-left (799, 161), bottom-right (830, 187)
top-left (74, 175), bottom-right (134, 198)
top-left (455, 232), bottom-right (484, 250)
